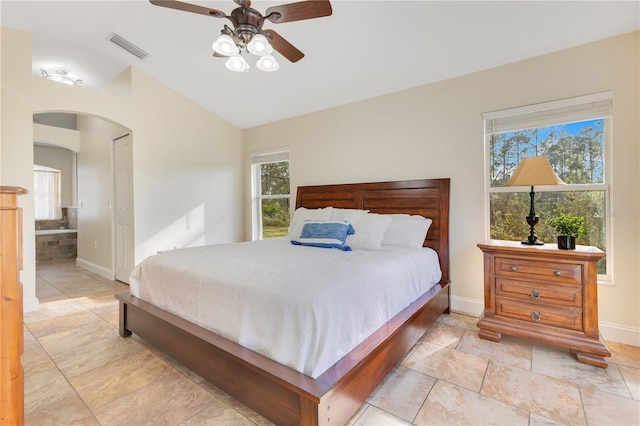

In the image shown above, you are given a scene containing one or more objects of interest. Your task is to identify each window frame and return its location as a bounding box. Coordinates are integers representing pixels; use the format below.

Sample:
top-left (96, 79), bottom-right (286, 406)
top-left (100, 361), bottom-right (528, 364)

top-left (33, 164), bottom-right (62, 220)
top-left (250, 147), bottom-right (290, 241)
top-left (483, 92), bottom-right (613, 283)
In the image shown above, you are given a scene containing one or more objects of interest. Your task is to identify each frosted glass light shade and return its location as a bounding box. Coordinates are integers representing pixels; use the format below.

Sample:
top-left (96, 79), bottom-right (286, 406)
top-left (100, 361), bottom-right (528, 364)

top-left (256, 55), bottom-right (279, 72)
top-left (247, 34), bottom-right (273, 55)
top-left (212, 34), bottom-right (239, 56)
top-left (225, 55), bottom-right (249, 72)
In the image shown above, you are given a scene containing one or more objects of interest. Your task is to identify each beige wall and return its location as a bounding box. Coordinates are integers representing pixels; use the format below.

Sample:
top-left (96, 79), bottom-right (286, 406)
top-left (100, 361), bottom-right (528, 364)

top-left (244, 31), bottom-right (640, 344)
top-left (1, 27), bottom-right (244, 312)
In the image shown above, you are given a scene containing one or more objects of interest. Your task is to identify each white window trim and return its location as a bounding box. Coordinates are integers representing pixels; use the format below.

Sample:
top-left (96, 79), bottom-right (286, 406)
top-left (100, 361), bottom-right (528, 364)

top-left (483, 92), bottom-right (613, 284)
top-left (250, 147), bottom-right (290, 241)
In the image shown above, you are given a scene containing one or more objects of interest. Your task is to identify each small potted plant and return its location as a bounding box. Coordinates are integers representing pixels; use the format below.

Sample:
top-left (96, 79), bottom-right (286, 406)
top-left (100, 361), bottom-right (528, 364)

top-left (547, 213), bottom-right (586, 250)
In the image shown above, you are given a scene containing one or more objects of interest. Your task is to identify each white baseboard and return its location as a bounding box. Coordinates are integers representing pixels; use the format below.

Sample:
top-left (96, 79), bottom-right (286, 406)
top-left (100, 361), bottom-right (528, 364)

top-left (599, 321), bottom-right (640, 346)
top-left (23, 296), bottom-right (40, 313)
top-left (75, 258), bottom-right (114, 281)
top-left (451, 295), bottom-right (483, 317)
top-left (451, 295), bottom-right (639, 346)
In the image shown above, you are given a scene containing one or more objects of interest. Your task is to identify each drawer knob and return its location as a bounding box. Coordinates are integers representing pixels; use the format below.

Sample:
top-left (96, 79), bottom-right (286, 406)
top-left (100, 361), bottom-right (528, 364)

top-left (554, 270), bottom-right (561, 276)
top-left (510, 265), bottom-right (517, 272)
top-left (531, 311), bottom-right (541, 322)
top-left (530, 289), bottom-right (541, 300)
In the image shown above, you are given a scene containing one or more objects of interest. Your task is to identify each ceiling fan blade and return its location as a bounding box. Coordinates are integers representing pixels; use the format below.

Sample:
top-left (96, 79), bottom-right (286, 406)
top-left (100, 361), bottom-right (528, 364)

top-left (233, 0), bottom-right (251, 7)
top-left (264, 29), bottom-right (304, 63)
top-left (265, 1), bottom-right (332, 23)
top-left (149, 0), bottom-right (227, 19)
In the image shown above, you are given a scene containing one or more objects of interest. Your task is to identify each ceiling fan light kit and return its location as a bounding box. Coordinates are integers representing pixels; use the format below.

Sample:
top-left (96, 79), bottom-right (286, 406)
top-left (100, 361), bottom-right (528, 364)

top-left (150, 0), bottom-right (332, 72)
top-left (256, 55), bottom-right (280, 72)
top-left (212, 34), bottom-right (240, 56)
top-left (225, 55), bottom-right (250, 72)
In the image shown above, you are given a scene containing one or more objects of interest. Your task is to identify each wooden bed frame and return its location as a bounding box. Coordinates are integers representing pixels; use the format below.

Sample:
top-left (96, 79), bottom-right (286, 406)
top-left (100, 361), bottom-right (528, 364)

top-left (116, 178), bottom-right (450, 425)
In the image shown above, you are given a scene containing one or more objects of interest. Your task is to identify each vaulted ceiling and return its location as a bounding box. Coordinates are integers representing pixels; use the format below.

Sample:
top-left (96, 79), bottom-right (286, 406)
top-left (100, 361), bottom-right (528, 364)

top-left (2, 1), bottom-right (638, 129)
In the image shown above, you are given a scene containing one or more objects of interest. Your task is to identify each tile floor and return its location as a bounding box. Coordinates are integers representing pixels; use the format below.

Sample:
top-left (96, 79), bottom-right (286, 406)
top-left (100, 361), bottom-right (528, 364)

top-left (24, 260), bottom-right (640, 425)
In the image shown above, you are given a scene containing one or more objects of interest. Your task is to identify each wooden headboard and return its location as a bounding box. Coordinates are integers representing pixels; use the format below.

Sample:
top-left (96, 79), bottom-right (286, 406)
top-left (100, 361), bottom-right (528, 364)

top-left (296, 178), bottom-right (450, 283)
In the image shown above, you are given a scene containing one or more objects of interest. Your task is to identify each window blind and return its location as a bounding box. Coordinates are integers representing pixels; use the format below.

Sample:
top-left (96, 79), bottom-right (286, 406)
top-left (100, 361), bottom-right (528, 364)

top-left (251, 148), bottom-right (289, 164)
top-left (484, 92), bottom-right (612, 135)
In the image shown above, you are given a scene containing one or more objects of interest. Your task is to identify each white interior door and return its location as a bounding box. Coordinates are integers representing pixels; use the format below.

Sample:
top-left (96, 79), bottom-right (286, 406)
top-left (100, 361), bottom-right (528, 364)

top-left (114, 134), bottom-right (134, 283)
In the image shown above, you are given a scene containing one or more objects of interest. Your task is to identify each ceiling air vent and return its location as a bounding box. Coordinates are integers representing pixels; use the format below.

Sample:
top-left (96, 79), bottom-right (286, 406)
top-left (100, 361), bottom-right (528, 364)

top-left (108, 33), bottom-right (148, 59)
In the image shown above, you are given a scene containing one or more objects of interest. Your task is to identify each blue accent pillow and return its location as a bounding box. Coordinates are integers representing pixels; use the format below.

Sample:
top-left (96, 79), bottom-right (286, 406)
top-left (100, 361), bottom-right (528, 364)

top-left (291, 220), bottom-right (354, 251)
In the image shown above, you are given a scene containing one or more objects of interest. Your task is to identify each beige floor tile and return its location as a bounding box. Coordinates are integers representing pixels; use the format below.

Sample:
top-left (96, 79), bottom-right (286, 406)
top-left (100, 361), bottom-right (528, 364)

top-left (69, 350), bottom-right (177, 411)
top-left (419, 320), bottom-right (465, 348)
top-left (403, 341), bottom-right (488, 392)
top-left (179, 397), bottom-right (255, 425)
top-left (608, 340), bottom-right (640, 369)
top-left (25, 395), bottom-right (98, 426)
top-left (437, 312), bottom-right (480, 330)
top-left (528, 413), bottom-right (567, 425)
top-left (36, 279), bottom-right (64, 299)
top-left (532, 342), bottom-right (631, 398)
top-left (23, 298), bottom-right (86, 324)
top-left (73, 291), bottom-right (120, 310)
top-left (481, 362), bottom-right (585, 425)
top-left (581, 386), bottom-right (640, 426)
top-left (50, 332), bottom-right (145, 378)
top-left (366, 366), bottom-right (436, 422)
top-left (352, 405), bottom-right (411, 425)
top-left (414, 380), bottom-right (529, 426)
top-left (619, 364), bottom-right (640, 400)
top-left (456, 329), bottom-right (532, 370)
top-left (24, 367), bottom-right (76, 415)
top-left (37, 319), bottom-right (117, 356)
top-left (92, 372), bottom-right (214, 426)
top-left (54, 279), bottom-right (118, 298)
top-left (23, 326), bottom-right (41, 352)
top-left (22, 347), bottom-right (56, 376)
top-left (26, 308), bottom-right (103, 338)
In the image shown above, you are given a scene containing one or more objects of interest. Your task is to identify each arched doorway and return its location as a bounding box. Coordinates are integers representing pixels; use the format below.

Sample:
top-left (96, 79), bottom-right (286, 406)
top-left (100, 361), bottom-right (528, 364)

top-left (33, 112), bottom-right (133, 283)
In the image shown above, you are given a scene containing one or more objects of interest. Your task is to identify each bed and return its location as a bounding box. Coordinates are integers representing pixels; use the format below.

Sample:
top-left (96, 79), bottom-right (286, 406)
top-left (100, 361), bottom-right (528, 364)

top-left (116, 178), bottom-right (450, 425)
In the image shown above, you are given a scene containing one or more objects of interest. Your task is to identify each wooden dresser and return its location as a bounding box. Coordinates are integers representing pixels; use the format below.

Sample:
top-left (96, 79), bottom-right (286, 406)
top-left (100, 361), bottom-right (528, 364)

top-left (476, 240), bottom-right (610, 368)
top-left (1, 186), bottom-right (27, 425)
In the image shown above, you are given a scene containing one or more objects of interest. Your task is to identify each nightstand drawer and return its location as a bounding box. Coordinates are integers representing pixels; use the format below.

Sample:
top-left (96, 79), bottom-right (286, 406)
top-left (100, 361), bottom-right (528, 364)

top-left (495, 257), bottom-right (582, 285)
top-left (495, 297), bottom-right (583, 331)
top-left (495, 278), bottom-right (582, 308)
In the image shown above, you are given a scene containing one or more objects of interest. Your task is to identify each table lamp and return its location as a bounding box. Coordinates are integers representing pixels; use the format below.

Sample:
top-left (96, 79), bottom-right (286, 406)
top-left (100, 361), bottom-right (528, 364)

top-left (506, 156), bottom-right (564, 245)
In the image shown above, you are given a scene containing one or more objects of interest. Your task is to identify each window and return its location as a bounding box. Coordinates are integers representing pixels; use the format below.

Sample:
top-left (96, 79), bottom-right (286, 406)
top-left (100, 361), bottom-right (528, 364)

top-left (251, 149), bottom-right (290, 240)
top-left (484, 93), bottom-right (612, 277)
top-left (33, 165), bottom-right (62, 220)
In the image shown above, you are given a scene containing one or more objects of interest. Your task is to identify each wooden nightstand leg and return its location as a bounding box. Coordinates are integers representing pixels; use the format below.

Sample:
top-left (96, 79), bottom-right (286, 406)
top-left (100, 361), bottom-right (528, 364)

top-left (478, 329), bottom-right (501, 342)
top-left (576, 352), bottom-right (608, 368)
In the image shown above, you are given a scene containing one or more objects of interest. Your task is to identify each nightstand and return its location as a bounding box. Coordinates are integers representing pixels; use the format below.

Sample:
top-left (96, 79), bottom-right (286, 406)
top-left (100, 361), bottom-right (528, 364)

top-left (476, 240), bottom-right (610, 368)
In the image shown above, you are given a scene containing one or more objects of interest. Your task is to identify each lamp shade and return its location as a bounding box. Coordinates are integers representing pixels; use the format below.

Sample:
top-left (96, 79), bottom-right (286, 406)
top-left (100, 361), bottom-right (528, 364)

top-left (256, 55), bottom-right (279, 72)
top-left (506, 156), bottom-right (564, 186)
top-left (225, 55), bottom-right (249, 72)
top-left (212, 34), bottom-right (240, 56)
top-left (247, 34), bottom-right (273, 56)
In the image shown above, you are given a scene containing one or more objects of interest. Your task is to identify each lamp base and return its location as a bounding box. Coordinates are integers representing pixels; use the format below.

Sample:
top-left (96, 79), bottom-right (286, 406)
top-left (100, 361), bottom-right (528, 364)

top-left (521, 239), bottom-right (544, 246)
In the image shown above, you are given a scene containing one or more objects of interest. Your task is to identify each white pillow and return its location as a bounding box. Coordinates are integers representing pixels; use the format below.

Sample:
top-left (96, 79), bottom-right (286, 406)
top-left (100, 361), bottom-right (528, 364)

top-left (346, 213), bottom-right (393, 250)
top-left (288, 207), bottom-right (333, 239)
top-left (382, 214), bottom-right (432, 248)
top-left (331, 208), bottom-right (369, 222)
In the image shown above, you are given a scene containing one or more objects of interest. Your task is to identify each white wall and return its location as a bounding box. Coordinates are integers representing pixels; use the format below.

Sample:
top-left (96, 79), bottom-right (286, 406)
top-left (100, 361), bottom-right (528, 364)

top-left (244, 31), bottom-right (640, 345)
top-left (1, 27), bottom-right (244, 312)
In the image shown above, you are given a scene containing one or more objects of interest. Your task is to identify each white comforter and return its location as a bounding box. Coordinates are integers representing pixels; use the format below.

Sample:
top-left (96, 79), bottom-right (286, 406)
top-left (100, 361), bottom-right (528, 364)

top-left (129, 239), bottom-right (441, 378)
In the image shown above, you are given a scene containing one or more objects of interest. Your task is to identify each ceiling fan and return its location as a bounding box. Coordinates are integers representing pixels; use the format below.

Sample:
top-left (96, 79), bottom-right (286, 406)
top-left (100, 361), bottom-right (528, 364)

top-left (149, 0), bottom-right (333, 72)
